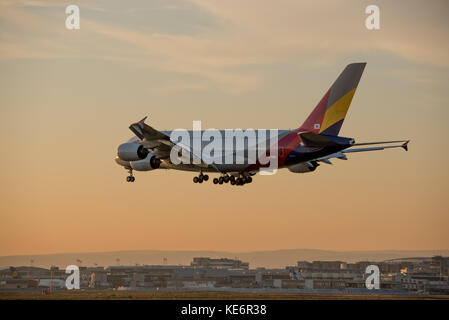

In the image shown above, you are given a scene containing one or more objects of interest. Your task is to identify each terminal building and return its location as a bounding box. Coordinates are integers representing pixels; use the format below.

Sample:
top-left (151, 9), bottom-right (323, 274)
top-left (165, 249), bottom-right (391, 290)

top-left (191, 257), bottom-right (249, 270)
top-left (1, 256), bottom-right (448, 295)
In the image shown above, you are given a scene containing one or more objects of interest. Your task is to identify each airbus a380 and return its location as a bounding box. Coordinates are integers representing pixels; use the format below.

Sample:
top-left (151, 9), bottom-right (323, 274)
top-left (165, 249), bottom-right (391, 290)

top-left (115, 63), bottom-right (409, 185)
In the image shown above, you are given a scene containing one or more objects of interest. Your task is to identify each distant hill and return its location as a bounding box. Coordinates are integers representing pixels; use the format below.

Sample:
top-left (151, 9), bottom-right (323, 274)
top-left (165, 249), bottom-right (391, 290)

top-left (1, 249), bottom-right (448, 269)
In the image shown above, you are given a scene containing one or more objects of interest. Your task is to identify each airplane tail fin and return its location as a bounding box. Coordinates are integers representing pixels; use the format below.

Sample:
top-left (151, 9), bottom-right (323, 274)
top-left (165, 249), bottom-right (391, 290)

top-left (298, 62), bottom-right (366, 136)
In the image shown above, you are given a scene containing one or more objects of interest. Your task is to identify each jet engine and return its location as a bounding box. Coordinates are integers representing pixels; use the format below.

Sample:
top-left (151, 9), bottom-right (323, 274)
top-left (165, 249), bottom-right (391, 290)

top-left (130, 154), bottom-right (161, 171)
top-left (117, 142), bottom-right (149, 161)
top-left (288, 161), bottom-right (319, 173)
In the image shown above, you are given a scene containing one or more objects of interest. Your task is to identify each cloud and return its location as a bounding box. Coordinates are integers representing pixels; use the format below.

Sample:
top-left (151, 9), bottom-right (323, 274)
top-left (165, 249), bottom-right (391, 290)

top-left (0, 0), bottom-right (448, 92)
top-left (188, 0), bottom-right (449, 67)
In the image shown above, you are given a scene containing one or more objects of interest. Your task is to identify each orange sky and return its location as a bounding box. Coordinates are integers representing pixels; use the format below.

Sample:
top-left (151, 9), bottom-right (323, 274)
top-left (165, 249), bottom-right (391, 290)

top-left (1, 0), bottom-right (448, 256)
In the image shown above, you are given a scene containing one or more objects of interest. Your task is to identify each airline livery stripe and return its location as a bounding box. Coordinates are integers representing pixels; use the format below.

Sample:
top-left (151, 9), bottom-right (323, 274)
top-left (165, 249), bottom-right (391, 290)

top-left (319, 88), bottom-right (356, 133)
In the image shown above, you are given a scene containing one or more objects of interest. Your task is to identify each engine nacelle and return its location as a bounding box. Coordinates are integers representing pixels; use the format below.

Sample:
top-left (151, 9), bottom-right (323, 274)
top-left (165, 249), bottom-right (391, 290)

top-left (130, 154), bottom-right (161, 171)
top-left (117, 142), bottom-right (149, 161)
top-left (288, 161), bottom-right (319, 173)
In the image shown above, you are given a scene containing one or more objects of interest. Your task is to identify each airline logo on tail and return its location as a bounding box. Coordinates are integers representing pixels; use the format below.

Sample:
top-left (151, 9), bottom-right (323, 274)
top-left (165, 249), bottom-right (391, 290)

top-left (299, 63), bottom-right (366, 136)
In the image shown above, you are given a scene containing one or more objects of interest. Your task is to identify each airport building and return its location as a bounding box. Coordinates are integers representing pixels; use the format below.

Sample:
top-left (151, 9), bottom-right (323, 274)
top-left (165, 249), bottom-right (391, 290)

top-left (1, 256), bottom-right (448, 295)
top-left (191, 257), bottom-right (249, 270)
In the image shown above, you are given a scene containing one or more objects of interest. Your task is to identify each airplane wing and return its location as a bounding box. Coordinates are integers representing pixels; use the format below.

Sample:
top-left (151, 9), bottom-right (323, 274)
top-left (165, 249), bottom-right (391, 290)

top-left (128, 117), bottom-right (173, 159)
top-left (128, 117), bottom-right (220, 171)
top-left (315, 140), bottom-right (409, 164)
top-left (129, 116), bottom-right (168, 141)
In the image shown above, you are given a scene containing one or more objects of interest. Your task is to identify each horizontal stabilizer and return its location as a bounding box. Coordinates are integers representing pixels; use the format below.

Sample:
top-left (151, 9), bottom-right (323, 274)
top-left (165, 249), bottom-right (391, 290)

top-left (352, 139), bottom-right (409, 147)
top-left (402, 140), bottom-right (410, 151)
top-left (343, 143), bottom-right (409, 153)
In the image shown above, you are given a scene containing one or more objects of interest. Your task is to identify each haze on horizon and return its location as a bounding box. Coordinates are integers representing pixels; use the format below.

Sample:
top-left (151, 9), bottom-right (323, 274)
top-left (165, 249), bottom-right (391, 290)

top-left (1, 0), bottom-right (448, 257)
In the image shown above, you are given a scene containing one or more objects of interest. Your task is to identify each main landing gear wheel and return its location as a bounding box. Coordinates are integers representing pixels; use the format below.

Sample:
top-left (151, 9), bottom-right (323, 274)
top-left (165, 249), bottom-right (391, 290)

top-left (232, 174), bottom-right (253, 186)
top-left (212, 174), bottom-right (230, 185)
top-left (210, 174), bottom-right (251, 186)
top-left (194, 173), bottom-right (209, 183)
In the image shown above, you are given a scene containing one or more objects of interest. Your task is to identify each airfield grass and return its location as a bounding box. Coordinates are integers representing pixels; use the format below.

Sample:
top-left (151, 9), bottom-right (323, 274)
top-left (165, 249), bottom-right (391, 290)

top-left (0, 290), bottom-right (448, 300)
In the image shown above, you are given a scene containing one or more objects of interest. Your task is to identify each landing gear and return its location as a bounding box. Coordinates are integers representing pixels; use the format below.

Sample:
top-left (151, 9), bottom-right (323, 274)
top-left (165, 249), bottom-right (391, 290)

top-left (193, 172), bottom-right (209, 183)
top-left (211, 174), bottom-right (253, 186)
top-left (213, 174), bottom-right (231, 185)
top-left (234, 174), bottom-right (253, 186)
top-left (194, 172), bottom-right (254, 186)
top-left (126, 169), bottom-right (135, 182)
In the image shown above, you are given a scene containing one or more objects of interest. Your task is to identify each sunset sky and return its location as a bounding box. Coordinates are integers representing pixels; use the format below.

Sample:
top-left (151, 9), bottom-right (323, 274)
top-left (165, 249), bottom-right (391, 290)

top-left (1, 0), bottom-right (448, 257)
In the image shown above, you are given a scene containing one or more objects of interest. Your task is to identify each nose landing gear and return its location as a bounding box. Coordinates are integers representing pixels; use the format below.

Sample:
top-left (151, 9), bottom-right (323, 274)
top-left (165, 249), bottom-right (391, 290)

top-left (126, 169), bottom-right (135, 182)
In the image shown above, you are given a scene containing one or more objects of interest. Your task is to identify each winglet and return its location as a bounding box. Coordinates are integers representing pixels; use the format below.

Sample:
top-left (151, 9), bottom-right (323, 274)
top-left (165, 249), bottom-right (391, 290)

top-left (137, 116), bottom-right (148, 129)
top-left (129, 116), bottom-right (148, 139)
top-left (402, 140), bottom-right (410, 151)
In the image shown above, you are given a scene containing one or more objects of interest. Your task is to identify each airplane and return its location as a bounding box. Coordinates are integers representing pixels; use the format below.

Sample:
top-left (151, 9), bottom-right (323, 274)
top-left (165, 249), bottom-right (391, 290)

top-left (115, 62), bottom-right (409, 185)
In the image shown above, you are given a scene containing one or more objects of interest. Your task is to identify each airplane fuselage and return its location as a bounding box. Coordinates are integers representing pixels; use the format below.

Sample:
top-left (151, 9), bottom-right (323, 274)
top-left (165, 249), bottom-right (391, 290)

top-left (125, 129), bottom-right (354, 173)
